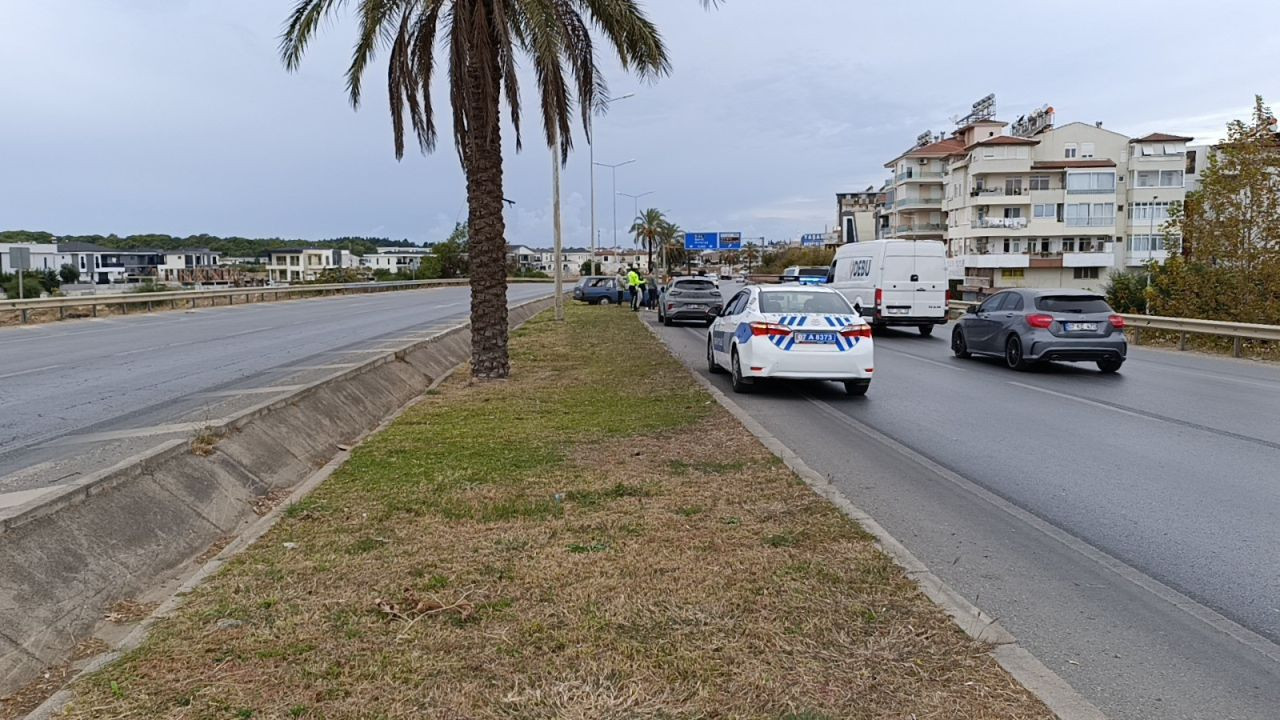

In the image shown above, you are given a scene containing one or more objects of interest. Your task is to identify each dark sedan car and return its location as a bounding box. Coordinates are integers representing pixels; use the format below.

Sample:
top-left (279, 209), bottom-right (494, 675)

top-left (951, 288), bottom-right (1127, 372)
top-left (658, 277), bottom-right (723, 326)
top-left (572, 276), bottom-right (625, 305)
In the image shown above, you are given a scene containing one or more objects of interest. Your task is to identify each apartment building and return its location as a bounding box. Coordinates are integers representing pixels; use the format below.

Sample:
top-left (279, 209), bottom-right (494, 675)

top-left (881, 100), bottom-right (1191, 295)
top-left (836, 188), bottom-right (882, 243)
top-left (362, 247), bottom-right (432, 274)
top-left (266, 248), bottom-right (358, 283)
top-left (884, 134), bottom-right (964, 242)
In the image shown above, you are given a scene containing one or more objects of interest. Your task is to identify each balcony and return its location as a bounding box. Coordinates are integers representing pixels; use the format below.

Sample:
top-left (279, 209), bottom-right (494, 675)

top-left (1065, 217), bottom-right (1116, 227)
top-left (970, 187), bottom-right (1032, 204)
top-left (963, 251), bottom-right (1030, 269)
top-left (896, 171), bottom-right (944, 183)
top-left (894, 197), bottom-right (943, 210)
top-left (892, 223), bottom-right (946, 236)
top-left (1063, 250), bottom-right (1114, 267)
top-left (1066, 186), bottom-right (1117, 195)
top-left (1126, 249), bottom-right (1169, 265)
top-left (973, 217), bottom-right (1028, 230)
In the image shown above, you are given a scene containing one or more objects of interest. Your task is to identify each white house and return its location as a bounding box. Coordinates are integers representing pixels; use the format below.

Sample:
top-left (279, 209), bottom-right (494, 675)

top-left (266, 248), bottom-right (359, 283)
top-left (362, 247), bottom-right (433, 274)
top-left (158, 248), bottom-right (228, 285)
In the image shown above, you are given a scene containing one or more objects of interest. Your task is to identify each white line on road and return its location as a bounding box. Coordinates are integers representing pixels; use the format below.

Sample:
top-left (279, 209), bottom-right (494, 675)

top-left (1007, 381), bottom-right (1151, 421)
top-left (196, 385), bottom-right (306, 398)
top-left (0, 364), bottom-right (63, 380)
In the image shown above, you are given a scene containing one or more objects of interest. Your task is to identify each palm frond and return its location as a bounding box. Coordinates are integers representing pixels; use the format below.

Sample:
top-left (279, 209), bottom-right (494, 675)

top-left (280, 0), bottom-right (348, 71)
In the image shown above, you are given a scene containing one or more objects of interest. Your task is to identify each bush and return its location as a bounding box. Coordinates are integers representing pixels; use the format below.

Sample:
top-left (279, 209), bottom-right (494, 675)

top-left (59, 264), bottom-right (80, 284)
top-left (372, 268), bottom-right (395, 281)
top-left (758, 247), bottom-right (834, 275)
top-left (1103, 269), bottom-right (1148, 314)
top-left (1, 274), bottom-right (46, 299)
top-left (131, 281), bottom-right (171, 293)
top-left (512, 268), bottom-right (551, 279)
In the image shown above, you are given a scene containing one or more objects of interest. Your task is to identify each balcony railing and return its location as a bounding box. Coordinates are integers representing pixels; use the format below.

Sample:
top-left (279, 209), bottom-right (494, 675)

top-left (1065, 217), bottom-right (1116, 227)
top-left (972, 217), bottom-right (1028, 229)
top-left (970, 187), bottom-right (1026, 198)
top-left (897, 171), bottom-right (944, 182)
top-left (893, 223), bottom-right (946, 234)
top-left (1066, 186), bottom-right (1117, 194)
top-left (895, 197), bottom-right (943, 209)
top-left (968, 243), bottom-right (1111, 256)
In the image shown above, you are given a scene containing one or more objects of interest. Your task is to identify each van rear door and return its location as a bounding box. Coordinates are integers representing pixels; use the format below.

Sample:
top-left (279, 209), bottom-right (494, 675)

top-left (910, 246), bottom-right (948, 320)
top-left (880, 246), bottom-right (917, 319)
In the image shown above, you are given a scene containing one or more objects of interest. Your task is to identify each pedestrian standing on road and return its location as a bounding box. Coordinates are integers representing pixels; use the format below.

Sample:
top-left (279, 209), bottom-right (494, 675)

top-left (616, 268), bottom-right (628, 308)
top-left (645, 271), bottom-right (659, 310)
top-left (627, 266), bottom-right (643, 311)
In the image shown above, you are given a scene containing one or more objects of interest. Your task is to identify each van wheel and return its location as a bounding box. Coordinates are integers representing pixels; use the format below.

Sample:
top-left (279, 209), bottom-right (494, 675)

top-left (918, 325), bottom-right (934, 337)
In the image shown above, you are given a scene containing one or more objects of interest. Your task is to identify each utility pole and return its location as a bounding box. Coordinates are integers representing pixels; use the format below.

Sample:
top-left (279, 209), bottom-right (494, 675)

top-left (594, 159), bottom-right (635, 251)
top-left (552, 129), bottom-right (564, 322)
top-left (589, 93), bottom-right (634, 275)
top-left (617, 190), bottom-right (655, 269)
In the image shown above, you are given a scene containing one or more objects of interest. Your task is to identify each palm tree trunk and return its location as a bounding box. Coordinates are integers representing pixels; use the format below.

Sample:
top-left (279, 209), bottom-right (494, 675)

top-left (463, 27), bottom-right (509, 379)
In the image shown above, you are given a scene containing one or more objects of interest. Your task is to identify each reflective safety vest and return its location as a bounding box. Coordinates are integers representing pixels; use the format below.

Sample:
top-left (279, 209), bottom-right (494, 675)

top-left (627, 271), bottom-right (642, 287)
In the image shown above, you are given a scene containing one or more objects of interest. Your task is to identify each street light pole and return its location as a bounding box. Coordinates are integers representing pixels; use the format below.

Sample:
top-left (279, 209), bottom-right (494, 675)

top-left (588, 93), bottom-right (634, 275)
top-left (617, 190), bottom-right (655, 268)
top-left (593, 159), bottom-right (635, 251)
top-left (1146, 194), bottom-right (1158, 314)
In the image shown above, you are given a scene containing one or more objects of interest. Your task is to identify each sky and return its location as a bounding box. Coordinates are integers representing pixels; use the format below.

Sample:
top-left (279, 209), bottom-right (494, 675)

top-left (2, 0), bottom-right (1277, 249)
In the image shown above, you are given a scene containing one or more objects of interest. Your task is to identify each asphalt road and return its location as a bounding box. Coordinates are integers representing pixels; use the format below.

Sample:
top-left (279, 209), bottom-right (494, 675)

top-left (650, 283), bottom-right (1280, 720)
top-left (0, 284), bottom-right (551, 502)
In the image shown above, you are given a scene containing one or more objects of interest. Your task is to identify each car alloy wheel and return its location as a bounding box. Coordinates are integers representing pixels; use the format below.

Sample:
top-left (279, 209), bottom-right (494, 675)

top-left (1005, 335), bottom-right (1029, 371)
top-left (730, 349), bottom-right (753, 393)
top-left (707, 337), bottom-right (726, 374)
top-left (1097, 357), bottom-right (1124, 374)
top-left (952, 327), bottom-right (971, 358)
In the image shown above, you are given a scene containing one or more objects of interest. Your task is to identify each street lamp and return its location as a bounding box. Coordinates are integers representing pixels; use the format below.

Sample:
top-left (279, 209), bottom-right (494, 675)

top-left (1146, 194), bottom-right (1158, 314)
top-left (589, 93), bottom-right (634, 274)
top-left (618, 191), bottom-right (656, 269)
top-left (593, 158), bottom-right (635, 250)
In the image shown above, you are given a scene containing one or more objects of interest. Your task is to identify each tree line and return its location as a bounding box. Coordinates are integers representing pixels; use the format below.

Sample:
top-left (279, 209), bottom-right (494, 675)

top-left (0, 230), bottom-right (421, 259)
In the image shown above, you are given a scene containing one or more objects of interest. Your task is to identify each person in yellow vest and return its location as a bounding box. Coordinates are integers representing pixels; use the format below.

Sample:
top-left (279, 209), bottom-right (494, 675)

top-left (626, 267), bottom-right (643, 311)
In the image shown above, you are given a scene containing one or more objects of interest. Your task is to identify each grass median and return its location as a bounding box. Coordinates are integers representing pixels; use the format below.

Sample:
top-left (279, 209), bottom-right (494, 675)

top-left (60, 303), bottom-right (1050, 719)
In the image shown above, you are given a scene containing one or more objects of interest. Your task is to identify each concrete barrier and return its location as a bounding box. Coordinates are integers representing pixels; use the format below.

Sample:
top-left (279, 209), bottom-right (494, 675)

top-left (0, 295), bottom-right (555, 696)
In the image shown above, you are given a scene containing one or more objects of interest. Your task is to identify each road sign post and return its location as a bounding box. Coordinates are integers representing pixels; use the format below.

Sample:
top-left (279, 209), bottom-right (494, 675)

top-left (10, 247), bottom-right (31, 302)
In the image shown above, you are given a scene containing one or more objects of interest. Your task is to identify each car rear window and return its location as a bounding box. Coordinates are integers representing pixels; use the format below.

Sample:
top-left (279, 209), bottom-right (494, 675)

top-left (674, 279), bottom-right (717, 291)
top-left (1035, 295), bottom-right (1112, 313)
top-left (759, 291), bottom-right (852, 314)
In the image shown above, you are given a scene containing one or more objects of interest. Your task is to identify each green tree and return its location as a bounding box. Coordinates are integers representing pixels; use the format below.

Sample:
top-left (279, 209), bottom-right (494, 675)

top-left (742, 241), bottom-right (760, 273)
top-left (759, 247), bottom-right (834, 275)
top-left (281, 0), bottom-right (688, 378)
top-left (431, 223), bottom-right (470, 279)
top-left (629, 208), bottom-right (667, 271)
top-left (1161, 95), bottom-right (1280, 323)
top-left (1, 274), bottom-right (46, 299)
top-left (1103, 269), bottom-right (1148, 314)
top-left (36, 268), bottom-right (60, 293)
top-left (59, 264), bottom-right (80, 284)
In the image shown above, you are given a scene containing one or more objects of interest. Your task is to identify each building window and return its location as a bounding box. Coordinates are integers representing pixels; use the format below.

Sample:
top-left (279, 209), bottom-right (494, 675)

top-left (1081, 142), bottom-right (1095, 158)
top-left (1129, 202), bottom-right (1172, 221)
top-left (1073, 267), bottom-right (1100, 279)
top-left (1033, 203), bottom-right (1055, 218)
top-left (1160, 170), bottom-right (1183, 187)
top-left (1066, 172), bottom-right (1116, 193)
top-left (1062, 238), bottom-right (1076, 252)
top-left (1029, 175), bottom-right (1050, 191)
top-left (1129, 234), bottom-right (1169, 253)
top-left (1066, 203), bottom-right (1116, 226)
top-left (1064, 143), bottom-right (1078, 159)
top-left (1003, 268), bottom-right (1025, 279)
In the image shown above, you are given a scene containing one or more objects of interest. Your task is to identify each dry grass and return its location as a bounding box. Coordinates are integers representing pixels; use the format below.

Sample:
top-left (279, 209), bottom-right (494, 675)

top-left (58, 305), bottom-right (1050, 719)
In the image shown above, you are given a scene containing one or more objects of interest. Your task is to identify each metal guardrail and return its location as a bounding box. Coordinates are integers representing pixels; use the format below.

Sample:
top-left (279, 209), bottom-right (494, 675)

top-left (947, 300), bottom-right (1280, 357)
top-left (1, 278), bottom-right (552, 324)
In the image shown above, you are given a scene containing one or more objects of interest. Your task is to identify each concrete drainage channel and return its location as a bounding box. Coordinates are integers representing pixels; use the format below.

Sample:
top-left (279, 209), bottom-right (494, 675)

top-left (0, 295), bottom-right (555, 705)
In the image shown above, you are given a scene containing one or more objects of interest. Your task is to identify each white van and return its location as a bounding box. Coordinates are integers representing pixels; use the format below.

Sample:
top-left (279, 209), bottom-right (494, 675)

top-left (828, 239), bottom-right (948, 335)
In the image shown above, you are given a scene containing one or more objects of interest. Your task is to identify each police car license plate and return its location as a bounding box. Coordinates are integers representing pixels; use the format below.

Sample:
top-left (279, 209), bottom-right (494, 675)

top-left (1064, 322), bottom-right (1097, 332)
top-left (796, 332), bottom-right (837, 344)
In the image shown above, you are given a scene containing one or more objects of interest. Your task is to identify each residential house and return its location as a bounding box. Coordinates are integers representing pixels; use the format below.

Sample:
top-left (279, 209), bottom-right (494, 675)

top-left (266, 248), bottom-right (358, 283)
top-left (157, 249), bottom-right (232, 285)
top-left (362, 247), bottom-right (433, 274)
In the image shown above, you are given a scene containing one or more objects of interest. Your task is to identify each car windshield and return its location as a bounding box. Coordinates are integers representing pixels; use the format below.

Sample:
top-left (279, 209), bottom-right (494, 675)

top-left (674, 280), bottom-right (717, 291)
top-left (798, 267), bottom-right (828, 277)
top-left (759, 290), bottom-right (852, 314)
top-left (1035, 295), bottom-right (1112, 314)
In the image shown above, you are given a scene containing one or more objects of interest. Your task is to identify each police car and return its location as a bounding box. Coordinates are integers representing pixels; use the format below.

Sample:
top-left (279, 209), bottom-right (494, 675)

top-left (706, 285), bottom-right (874, 395)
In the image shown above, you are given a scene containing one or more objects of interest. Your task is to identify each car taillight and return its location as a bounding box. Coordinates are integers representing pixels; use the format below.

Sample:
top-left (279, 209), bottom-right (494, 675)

top-left (749, 322), bottom-right (792, 337)
top-left (1109, 314), bottom-right (1126, 329)
top-left (945, 288), bottom-right (951, 305)
top-left (839, 325), bottom-right (873, 339)
top-left (874, 288), bottom-right (883, 306)
top-left (1026, 313), bottom-right (1054, 329)
top-left (666, 303), bottom-right (675, 311)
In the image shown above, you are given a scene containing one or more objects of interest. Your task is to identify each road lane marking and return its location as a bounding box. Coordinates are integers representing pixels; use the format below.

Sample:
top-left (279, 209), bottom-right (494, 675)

top-left (0, 364), bottom-right (63, 380)
top-left (800, 393), bottom-right (1280, 668)
top-left (1008, 380), bottom-right (1280, 451)
top-left (43, 421), bottom-right (223, 446)
top-left (196, 384), bottom-right (306, 398)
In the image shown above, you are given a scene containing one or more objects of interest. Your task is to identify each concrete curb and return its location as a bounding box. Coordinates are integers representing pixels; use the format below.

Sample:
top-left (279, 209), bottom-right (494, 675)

top-left (639, 317), bottom-right (1106, 720)
top-left (0, 293), bottom-right (555, 699)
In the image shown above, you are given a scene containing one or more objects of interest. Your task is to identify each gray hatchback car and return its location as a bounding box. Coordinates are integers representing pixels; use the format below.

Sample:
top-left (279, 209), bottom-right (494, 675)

top-left (658, 277), bottom-right (723, 326)
top-left (951, 289), bottom-right (1127, 372)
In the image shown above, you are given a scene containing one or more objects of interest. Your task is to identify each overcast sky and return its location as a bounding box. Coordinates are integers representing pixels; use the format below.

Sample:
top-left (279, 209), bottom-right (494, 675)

top-left (2, 0), bottom-right (1277, 248)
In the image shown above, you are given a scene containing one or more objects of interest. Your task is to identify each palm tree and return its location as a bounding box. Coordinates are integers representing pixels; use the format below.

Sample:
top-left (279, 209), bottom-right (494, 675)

top-left (629, 208), bottom-right (667, 271)
top-left (659, 221), bottom-right (686, 271)
top-left (280, 1), bottom-right (685, 379)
